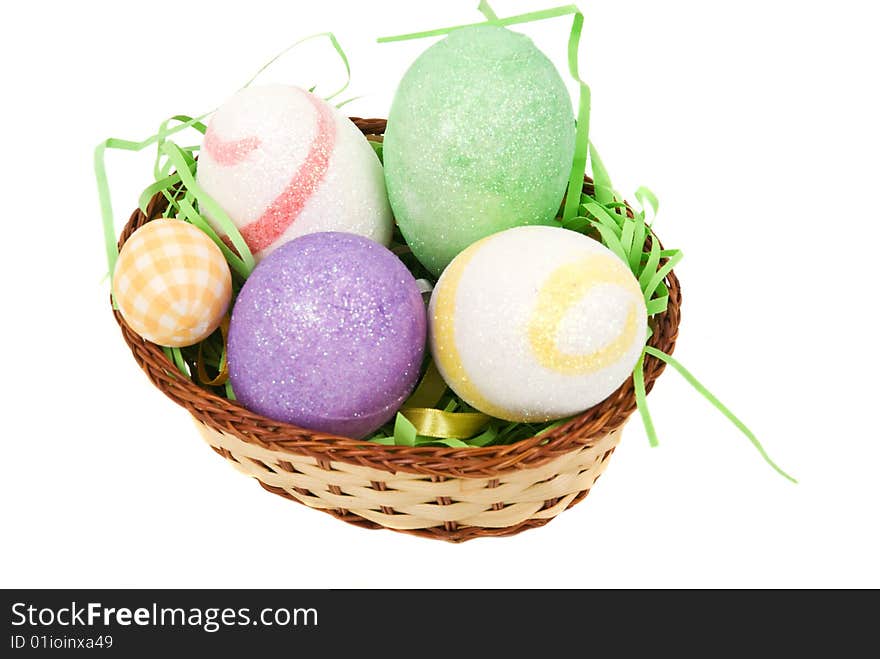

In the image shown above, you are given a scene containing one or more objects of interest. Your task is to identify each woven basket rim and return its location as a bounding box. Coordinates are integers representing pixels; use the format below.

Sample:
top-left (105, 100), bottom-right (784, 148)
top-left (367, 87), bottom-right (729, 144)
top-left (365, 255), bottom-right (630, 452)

top-left (113, 116), bottom-right (681, 478)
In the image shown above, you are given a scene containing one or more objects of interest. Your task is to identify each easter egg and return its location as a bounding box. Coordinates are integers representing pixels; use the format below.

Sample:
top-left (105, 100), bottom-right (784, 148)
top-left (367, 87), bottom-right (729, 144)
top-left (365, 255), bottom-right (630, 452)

top-left (429, 226), bottom-right (647, 422)
top-left (383, 24), bottom-right (576, 276)
top-left (197, 84), bottom-right (393, 262)
top-left (227, 232), bottom-right (426, 438)
top-left (112, 219), bottom-right (232, 347)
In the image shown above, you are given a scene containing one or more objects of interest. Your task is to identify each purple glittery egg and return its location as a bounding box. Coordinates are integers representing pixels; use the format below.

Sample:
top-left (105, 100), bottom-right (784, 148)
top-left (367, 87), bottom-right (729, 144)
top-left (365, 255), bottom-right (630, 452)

top-left (227, 232), bottom-right (426, 438)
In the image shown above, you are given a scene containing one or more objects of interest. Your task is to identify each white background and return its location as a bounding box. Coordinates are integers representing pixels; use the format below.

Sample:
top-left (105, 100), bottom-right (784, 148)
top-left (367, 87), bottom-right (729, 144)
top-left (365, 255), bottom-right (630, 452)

top-left (1, 0), bottom-right (878, 588)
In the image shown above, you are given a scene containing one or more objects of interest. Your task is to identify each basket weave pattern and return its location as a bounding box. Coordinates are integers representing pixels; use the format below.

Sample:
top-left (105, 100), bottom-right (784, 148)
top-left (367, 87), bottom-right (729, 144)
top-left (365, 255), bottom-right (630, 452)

top-left (197, 423), bottom-right (620, 533)
top-left (113, 118), bottom-right (681, 542)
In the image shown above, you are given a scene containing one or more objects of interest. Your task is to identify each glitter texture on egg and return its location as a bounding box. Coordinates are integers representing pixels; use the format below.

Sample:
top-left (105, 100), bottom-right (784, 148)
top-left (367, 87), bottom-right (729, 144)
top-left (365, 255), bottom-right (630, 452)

top-left (112, 219), bottom-right (232, 347)
top-left (197, 85), bottom-right (393, 262)
top-left (429, 226), bottom-right (647, 422)
top-left (227, 232), bottom-right (426, 438)
top-left (383, 24), bottom-right (576, 277)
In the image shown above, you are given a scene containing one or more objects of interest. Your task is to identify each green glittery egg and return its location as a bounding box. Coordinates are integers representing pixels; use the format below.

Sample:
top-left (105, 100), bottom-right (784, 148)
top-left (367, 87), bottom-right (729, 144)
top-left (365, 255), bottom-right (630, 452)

top-left (384, 24), bottom-right (576, 276)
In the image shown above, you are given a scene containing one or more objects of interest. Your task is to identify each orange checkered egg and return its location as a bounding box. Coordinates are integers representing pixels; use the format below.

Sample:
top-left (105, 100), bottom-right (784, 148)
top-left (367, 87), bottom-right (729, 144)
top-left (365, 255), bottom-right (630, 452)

top-left (112, 219), bottom-right (232, 347)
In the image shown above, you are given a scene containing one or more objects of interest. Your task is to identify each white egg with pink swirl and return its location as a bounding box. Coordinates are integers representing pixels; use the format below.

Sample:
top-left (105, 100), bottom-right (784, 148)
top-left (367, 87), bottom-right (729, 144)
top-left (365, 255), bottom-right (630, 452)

top-left (196, 84), bottom-right (393, 261)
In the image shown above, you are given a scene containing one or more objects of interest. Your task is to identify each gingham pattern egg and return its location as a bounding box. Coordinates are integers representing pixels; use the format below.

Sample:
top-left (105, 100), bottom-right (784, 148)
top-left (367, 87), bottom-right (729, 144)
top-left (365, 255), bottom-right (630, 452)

top-left (112, 219), bottom-right (232, 347)
top-left (429, 226), bottom-right (648, 422)
top-left (196, 84), bottom-right (393, 262)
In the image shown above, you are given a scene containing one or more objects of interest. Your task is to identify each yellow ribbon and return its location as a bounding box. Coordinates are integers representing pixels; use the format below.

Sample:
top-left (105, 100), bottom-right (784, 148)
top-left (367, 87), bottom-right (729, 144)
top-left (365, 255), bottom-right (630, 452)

top-left (399, 360), bottom-right (491, 439)
top-left (197, 316), bottom-right (230, 386)
top-left (401, 360), bottom-right (446, 408)
top-left (399, 408), bottom-right (491, 439)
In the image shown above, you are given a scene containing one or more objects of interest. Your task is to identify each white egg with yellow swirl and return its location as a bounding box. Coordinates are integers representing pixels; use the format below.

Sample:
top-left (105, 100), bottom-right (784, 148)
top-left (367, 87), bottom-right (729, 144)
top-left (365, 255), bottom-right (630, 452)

top-left (428, 226), bottom-right (648, 422)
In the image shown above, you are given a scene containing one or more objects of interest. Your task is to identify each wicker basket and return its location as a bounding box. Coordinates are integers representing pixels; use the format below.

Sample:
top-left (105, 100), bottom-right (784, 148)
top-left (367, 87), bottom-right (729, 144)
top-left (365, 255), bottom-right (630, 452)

top-left (113, 117), bottom-right (681, 542)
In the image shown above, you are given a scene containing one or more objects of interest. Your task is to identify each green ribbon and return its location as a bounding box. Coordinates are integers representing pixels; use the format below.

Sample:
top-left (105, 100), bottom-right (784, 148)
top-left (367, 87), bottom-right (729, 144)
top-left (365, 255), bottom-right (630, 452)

top-left (633, 351), bottom-right (657, 447)
top-left (561, 10), bottom-right (590, 224)
top-left (241, 32), bottom-right (351, 101)
top-left (587, 142), bottom-right (613, 205)
top-left (477, 0), bottom-right (498, 21)
top-left (162, 346), bottom-right (189, 377)
top-left (95, 114), bottom-right (208, 279)
top-left (636, 346), bottom-right (797, 483)
top-left (378, 4), bottom-right (584, 42)
top-left (635, 186), bottom-right (659, 226)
